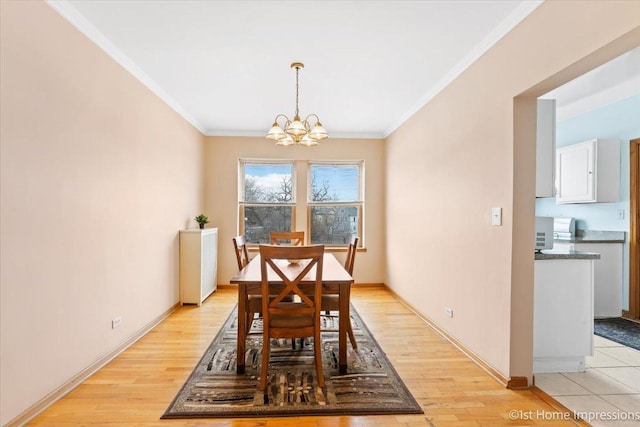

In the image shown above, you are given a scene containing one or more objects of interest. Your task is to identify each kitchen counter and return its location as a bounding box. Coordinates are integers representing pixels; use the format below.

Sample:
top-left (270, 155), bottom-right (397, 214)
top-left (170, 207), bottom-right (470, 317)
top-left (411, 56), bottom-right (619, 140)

top-left (554, 230), bottom-right (625, 244)
top-left (535, 249), bottom-right (601, 260)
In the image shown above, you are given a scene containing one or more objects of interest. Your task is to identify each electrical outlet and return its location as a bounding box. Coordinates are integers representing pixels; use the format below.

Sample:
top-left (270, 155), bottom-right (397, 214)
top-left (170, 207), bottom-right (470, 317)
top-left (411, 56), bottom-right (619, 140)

top-left (618, 209), bottom-right (625, 220)
top-left (445, 307), bottom-right (453, 318)
top-left (112, 316), bottom-right (122, 329)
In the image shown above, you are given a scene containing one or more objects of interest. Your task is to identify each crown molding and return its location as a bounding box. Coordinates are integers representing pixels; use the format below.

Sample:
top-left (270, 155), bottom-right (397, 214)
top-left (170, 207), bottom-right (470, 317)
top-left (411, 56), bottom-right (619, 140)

top-left (45, 0), bottom-right (207, 135)
top-left (383, 0), bottom-right (544, 138)
top-left (205, 130), bottom-right (385, 140)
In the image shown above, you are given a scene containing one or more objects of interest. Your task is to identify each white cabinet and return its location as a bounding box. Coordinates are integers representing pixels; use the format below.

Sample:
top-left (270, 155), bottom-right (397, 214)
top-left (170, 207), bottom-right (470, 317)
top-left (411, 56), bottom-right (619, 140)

top-left (536, 99), bottom-right (556, 198)
top-left (179, 228), bottom-right (218, 305)
top-left (534, 259), bottom-right (594, 373)
top-left (574, 243), bottom-right (623, 318)
top-left (555, 138), bottom-right (620, 204)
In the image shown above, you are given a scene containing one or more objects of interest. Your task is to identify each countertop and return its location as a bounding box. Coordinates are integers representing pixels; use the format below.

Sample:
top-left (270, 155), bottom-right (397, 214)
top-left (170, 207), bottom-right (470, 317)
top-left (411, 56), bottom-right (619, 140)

top-left (535, 250), bottom-right (601, 260)
top-left (554, 230), bottom-right (625, 244)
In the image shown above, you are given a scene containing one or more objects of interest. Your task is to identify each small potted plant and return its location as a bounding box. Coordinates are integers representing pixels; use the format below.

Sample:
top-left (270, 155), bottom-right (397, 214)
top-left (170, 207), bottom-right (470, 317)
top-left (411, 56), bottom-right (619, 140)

top-left (194, 214), bottom-right (209, 229)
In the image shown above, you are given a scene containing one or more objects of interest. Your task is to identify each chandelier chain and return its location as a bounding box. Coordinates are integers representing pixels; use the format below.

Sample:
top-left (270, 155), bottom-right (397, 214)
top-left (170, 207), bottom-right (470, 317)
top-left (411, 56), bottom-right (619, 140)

top-left (295, 66), bottom-right (300, 118)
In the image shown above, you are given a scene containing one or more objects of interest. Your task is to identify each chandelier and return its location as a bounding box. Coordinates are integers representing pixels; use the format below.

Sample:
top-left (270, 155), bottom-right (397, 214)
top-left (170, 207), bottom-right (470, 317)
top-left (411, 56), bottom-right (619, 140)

top-left (266, 62), bottom-right (328, 146)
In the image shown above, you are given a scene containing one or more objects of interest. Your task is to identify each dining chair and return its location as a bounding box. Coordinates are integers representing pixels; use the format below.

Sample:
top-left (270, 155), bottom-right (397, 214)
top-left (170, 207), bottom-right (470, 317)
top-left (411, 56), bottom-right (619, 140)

top-left (269, 231), bottom-right (305, 246)
top-left (270, 230), bottom-right (306, 350)
top-left (321, 235), bottom-right (359, 349)
top-left (233, 234), bottom-right (250, 270)
top-left (270, 231), bottom-right (309, 348)
top-left (258, 244), bottom-right (325, 390)
top-left (233, 235), bottom-right (262, 336)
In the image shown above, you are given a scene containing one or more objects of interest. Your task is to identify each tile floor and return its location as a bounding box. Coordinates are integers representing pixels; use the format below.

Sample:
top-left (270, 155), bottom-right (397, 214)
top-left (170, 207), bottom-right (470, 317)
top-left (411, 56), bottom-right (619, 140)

top-left (535, 336), bottom-right (640, 427)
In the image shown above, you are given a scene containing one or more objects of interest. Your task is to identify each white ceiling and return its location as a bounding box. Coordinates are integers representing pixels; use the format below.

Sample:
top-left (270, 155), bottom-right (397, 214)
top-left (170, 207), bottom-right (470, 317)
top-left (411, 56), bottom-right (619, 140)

top-left (541, 47), bottom-right (640, 122)
top-left (46, 1), bottom-right (640, 138)
top-left (48, 0), bottom-right (545, 138)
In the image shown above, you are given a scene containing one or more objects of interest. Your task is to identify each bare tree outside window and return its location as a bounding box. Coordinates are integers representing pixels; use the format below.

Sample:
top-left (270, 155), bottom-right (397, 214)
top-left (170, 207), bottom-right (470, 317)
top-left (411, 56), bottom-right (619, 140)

top-left (238, 160), bottom-right (363, 246)
top-left (309, 163), bottom-right (363, 245)
top-left (241, 163), bottom-right (294, 243)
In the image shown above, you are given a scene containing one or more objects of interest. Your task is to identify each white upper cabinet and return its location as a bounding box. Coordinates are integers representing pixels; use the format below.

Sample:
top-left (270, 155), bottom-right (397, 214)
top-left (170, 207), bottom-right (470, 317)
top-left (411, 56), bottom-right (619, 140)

top-left (536, 99), bottom-right (556, 198)
top-left (555, 138), bottom-right (620, 204)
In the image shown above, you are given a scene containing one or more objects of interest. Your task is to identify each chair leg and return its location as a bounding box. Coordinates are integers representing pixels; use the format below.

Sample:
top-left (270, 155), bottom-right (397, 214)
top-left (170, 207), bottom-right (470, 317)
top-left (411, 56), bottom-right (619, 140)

top-left (260, 333), bottom-right (270, 391)
top-left (314, 328), bottom-right (325, 388)
top-left (347, 319), bottom-right (357, 349)
top-left (246, 311), bottom-right (255, 335)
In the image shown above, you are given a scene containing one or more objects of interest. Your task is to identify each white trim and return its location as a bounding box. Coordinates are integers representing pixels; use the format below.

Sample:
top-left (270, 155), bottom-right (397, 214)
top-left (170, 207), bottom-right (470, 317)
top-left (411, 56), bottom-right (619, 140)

top-left (206, 129), bottom-right (384, 140)
top-left (207, 130), bottom-right (270, 137)
top-left (45, 0), bottom-right (207, 135)
top-left (383, 0), bottom-right (544, 138)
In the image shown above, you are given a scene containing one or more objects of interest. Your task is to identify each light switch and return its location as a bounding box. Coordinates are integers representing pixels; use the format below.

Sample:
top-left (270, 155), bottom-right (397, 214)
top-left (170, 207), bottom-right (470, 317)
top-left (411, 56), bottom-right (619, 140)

top-left (491, 207), bottom-right (502, 226)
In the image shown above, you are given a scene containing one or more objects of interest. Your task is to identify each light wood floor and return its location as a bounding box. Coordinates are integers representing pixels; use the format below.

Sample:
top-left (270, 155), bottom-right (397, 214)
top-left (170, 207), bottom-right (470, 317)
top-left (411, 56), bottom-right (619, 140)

top-left (28, 285), bottom-right (583, 426)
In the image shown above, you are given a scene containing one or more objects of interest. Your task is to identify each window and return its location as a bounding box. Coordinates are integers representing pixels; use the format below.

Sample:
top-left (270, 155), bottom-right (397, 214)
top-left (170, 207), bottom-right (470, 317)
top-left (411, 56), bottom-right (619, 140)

top-left (308, 161), bottom-right (363, 246)
top-left (239, 160), bottom-right (295, 244)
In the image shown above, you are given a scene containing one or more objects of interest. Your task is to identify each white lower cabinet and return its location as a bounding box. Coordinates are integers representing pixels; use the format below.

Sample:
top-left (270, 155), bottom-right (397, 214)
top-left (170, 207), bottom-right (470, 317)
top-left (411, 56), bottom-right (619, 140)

top-left (179, 228), bottom-right (218, 305)
top-left (534, 259), bottom-right (594, 373)
top-left (573, 243), bottom-right (623, 318)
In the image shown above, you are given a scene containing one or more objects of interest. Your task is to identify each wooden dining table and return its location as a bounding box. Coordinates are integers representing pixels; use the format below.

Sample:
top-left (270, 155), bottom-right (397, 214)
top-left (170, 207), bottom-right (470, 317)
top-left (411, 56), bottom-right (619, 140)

top-left (230, 252), bottom-right (354, 375)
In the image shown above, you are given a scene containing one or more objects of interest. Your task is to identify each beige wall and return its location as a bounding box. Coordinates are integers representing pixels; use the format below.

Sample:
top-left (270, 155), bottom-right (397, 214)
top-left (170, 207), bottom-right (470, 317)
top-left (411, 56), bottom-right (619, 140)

top-left (0, 2), bottom-right (203, 423)
top-left (385, 0), bottom-right (640, 382)
top-left (204, 136), bottom-right (385, 285)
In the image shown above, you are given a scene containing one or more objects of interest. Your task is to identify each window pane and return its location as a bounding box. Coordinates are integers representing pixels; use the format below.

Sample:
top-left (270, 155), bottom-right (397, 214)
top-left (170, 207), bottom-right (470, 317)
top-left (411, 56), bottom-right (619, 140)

top-left (243, 206), bottom-right (292, 244)
top-left (310, 206), bottom-right (358, 244)
top-left (310, 165), bottom-right (359, 202)
top-left (244, 164), bottom-right (293, 203)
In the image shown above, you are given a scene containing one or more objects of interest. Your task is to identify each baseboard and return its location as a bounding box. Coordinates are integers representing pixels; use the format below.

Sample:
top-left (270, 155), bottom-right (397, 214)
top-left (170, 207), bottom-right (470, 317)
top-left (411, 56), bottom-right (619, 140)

top-left (352, 282), bottom-right (385, 288)
top-left (507, 376), bottom-right (529, 390)
top-left (217, 282), bottom-right (385, 289)
top-left (5, 302), bottom-right (180, 427)
top-left (530, 385), bottom-right (593, 426)
top-left (383, 284), bottom-right (519, 388)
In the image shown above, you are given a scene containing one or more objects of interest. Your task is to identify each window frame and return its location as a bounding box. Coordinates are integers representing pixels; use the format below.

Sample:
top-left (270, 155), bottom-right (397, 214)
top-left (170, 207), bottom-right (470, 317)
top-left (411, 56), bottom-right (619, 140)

top-left (307, 160), bottom-right (364, 247)
top-left (238, 159), bottom-right (296, 243)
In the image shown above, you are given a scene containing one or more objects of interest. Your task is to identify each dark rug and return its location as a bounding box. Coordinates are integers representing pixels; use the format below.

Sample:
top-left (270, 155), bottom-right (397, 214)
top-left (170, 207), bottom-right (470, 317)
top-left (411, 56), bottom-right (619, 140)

top-left (594, 317), bottom-right (640, 351)
top-left (162, 305), bottom-right (423, 418)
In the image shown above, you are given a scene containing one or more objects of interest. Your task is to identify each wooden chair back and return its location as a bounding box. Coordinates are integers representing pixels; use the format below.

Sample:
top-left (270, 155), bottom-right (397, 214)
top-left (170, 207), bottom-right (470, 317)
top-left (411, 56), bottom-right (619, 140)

top-left (344, 236), bottom-right (359, 275)
top-left (232, 235), bottom-right (250, 270)
top-left (269, 231), bottom-right (305, 246)
top-left (259, 244), bottom-right (325, 389)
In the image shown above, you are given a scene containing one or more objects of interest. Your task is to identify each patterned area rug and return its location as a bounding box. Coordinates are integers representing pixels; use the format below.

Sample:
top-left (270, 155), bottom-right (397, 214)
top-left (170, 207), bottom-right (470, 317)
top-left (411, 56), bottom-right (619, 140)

top-left (162, 305), bottom-right (423, 418)
top-left (594, 317), bottom-right (640, 351)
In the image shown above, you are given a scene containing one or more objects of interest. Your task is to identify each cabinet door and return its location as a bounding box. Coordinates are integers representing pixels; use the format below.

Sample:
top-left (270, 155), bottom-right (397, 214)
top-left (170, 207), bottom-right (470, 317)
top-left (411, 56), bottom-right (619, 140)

top-left (574, 243), bottom-right (623, 318)
top-left (201, 230), bottom-right (217, 299)
top-left (556, 140), bottom-right (595, 203)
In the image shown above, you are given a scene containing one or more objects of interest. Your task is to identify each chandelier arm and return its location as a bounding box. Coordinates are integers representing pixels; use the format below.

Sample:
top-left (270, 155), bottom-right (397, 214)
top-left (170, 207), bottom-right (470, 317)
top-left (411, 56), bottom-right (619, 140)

top-left (273, 114), bottom-right (291, 126)
top-left (303, 113), bottom-right (320, 126)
